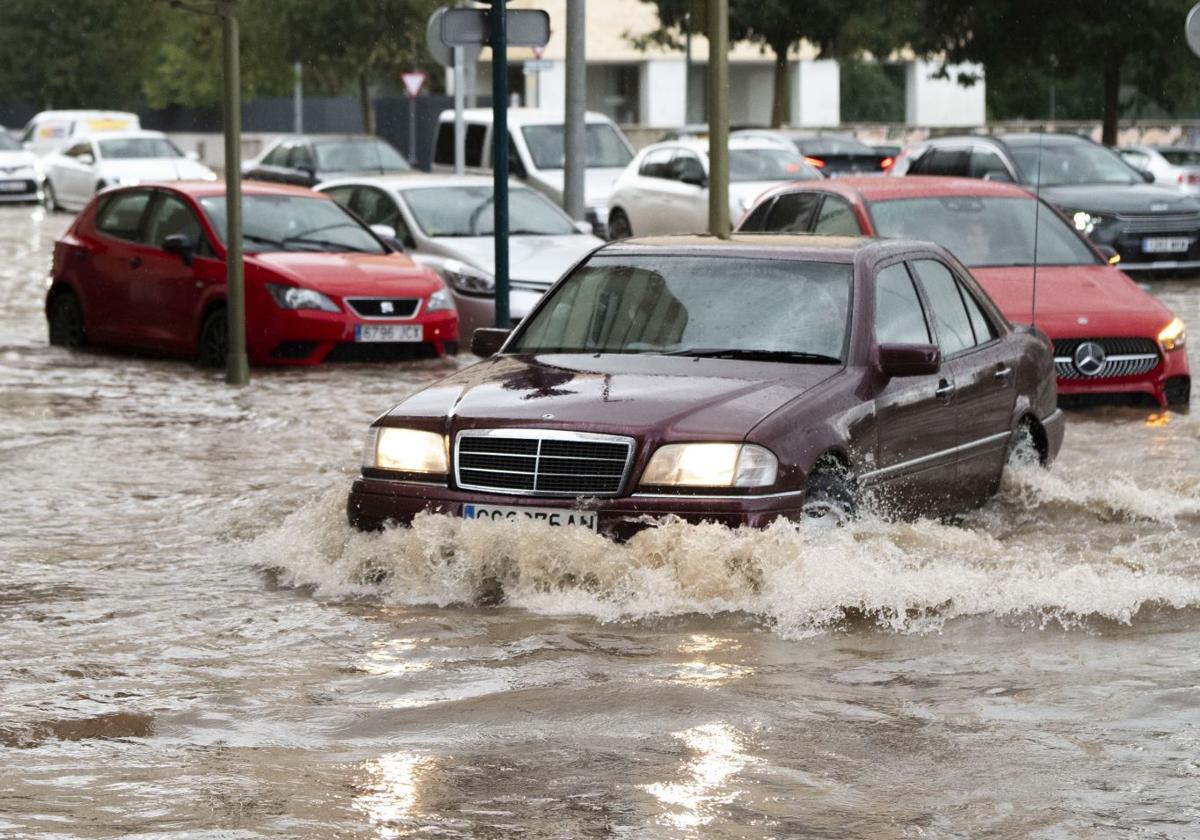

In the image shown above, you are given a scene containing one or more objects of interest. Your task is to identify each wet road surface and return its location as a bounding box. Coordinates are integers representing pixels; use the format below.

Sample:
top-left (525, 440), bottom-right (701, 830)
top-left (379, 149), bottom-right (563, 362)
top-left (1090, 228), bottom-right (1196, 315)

top-left (2, 204), bottom-right (1199, 838)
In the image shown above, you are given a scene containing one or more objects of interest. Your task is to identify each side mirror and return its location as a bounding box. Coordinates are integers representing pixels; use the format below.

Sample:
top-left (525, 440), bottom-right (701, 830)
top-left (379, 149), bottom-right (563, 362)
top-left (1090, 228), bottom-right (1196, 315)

top-left (1095, 244), bottom-right (1121, 265)
top-left (573, 220), bottom-right (594, 235)
top-left (370, 223), bottom-right (397, 240)
top-left (79, 153), bottom-right (95, 166)
top-left (471, 327), bottom-right (510, 358)
top-left (162, 233), bottom-right (196, 266)
top-left (1140, 169), bottom-right (1155, 183)
top-left (878, 342), bottom-right (940, 377)
top-left (681, 171), bottom-right (707, 188)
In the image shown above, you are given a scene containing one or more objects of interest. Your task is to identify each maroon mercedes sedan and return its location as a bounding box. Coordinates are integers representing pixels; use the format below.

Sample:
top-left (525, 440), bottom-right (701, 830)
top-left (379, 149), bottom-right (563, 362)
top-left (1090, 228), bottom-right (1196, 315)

top-left (348, 235), bottom-right (1063, 537)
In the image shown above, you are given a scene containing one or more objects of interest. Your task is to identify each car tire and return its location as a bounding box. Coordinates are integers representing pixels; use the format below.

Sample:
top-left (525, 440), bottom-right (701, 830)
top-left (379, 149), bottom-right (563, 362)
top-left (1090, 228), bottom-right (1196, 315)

top-left (47, 289), bottom-right (86, 347)
top-left (802, 459), bottom-right (857, 521)
top-left (1007, 419), bottom-right (1043, 467)
top-left (197, 308), bottom-right (227, 368)
top-left (42, 180), bottom-right (59, 212)
top-left (607, 209), bottom-right (632, 241)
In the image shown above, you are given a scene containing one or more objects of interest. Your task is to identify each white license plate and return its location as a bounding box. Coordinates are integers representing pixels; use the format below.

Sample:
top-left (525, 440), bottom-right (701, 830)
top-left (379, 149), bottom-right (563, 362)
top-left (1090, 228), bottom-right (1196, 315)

top-left (1142, 237), bottom-right (1191, 254)
top-left (0, 181), bottom-right (27, 192)
top-left (462, 503), bottom-right (598, 530)
top-left (355, 324), bottom-right (422, 342)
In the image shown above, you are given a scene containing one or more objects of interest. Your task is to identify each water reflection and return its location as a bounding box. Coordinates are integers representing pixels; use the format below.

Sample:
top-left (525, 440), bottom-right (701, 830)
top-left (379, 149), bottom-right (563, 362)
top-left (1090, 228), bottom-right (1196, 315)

top-left (355, 750), bottom-right (434, 837)
top-left (644, 724), bottom-right (760, 830)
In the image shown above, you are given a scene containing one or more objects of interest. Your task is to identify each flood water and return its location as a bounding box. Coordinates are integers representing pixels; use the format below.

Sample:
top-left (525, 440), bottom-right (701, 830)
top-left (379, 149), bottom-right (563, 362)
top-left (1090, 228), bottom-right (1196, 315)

top-left (2, 203), bottom-right (1199, 838)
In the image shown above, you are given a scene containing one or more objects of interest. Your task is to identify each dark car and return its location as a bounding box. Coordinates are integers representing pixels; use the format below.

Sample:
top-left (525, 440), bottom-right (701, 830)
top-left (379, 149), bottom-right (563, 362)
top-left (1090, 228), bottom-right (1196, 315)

top-left (243, 135), bottom-right (411, 187)
top-left (891, 133), bottom-right (1200, 272)
top-left (347, 235), bottom-right (1063, 539)
top-left (735, 130), bottom-right (892, 176)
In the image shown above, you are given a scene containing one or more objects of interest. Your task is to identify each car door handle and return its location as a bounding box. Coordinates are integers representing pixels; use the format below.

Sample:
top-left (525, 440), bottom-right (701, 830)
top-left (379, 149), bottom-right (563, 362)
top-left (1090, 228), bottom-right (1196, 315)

top-left (994, 365), bottom-right (1012, 382)
top-left (935, 380), bottom-right (955, 400)
top-left (129, 256), bottom-right (142, 269)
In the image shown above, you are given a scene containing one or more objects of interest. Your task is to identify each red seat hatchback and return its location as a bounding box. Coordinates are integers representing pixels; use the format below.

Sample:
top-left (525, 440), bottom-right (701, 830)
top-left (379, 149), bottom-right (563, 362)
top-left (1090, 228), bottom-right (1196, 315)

top-left (45, 181), bottom-right (458, 365)
top-left (740, 176), bottom-right (1190, 409)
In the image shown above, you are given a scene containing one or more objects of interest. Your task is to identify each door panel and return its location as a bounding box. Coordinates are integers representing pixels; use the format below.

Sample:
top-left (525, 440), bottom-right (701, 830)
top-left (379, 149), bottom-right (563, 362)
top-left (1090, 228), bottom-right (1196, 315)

top-left (86, 190), bottom-right (155, 343)
top-left (129, 193), bottom-right (211, 352)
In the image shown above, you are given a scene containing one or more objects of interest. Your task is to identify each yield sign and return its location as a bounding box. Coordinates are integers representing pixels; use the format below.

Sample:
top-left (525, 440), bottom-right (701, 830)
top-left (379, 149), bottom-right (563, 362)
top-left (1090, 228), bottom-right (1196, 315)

top-left (401, 70), bottom-right (427, 99)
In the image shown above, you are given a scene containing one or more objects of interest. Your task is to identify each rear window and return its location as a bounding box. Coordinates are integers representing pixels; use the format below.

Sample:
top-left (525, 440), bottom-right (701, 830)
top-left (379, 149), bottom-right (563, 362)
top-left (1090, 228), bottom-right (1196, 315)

top-left (1160, 149), bottom-right (1200, 167)
top-left (95, 191), bottom-right (151, 241)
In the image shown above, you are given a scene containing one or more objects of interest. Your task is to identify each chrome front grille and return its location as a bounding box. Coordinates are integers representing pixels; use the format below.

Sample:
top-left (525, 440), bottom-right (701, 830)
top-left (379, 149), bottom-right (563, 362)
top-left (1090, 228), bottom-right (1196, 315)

top-left (454, 429), bottom-right (634, 497)
top-left (1114, 212), bottom-right (1200, 234)
top-left (1053, 337), bottom-right (1160, 380)
top-left (345, 297), bottom-right (420, 319)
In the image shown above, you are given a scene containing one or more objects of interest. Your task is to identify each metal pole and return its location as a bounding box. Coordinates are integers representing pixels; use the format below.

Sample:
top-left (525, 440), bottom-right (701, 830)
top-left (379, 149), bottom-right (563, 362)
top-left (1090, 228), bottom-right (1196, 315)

top-left (293, 61), bottom-right (303, 133)
top-left (408, 95), bottom-right (417, 161)
top-left (222, 4), bottom-right (249, 384)
top-left (491, 0), bottom-right (510, 327)
top-left (563, 0), bottom-right (586, 222)
top-left (684, 12), bottom-right (692, 124)
top-left (454, 46), bottom-right (465, 174)
top-left (706, 0), bottom-right (729, 238)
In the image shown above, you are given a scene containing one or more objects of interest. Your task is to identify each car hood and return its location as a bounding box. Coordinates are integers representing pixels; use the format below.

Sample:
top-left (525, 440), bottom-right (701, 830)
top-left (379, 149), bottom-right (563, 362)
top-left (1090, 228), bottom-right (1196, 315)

top-left (385, 353), bottom-right (841, 440)
top-left (97, 158), bottom-right (214, 182)
top-left (427, 234), bottom-right (601, 284)
top-left (531, 167), bottom-right (628, 207)
top-left (1041, 183), bottom-right (1200, 215)
top-left (972, 263), bottom-right (1177, 339)
top-left (246, 251), bottom-right (440, 296)
top-left (0, 150), bottom-right (36, 170)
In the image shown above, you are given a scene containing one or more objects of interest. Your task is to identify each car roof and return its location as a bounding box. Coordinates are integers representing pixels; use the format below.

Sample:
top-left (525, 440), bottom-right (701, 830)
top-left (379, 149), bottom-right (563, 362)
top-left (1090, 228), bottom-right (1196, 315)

top-left (998, 132), bottom-right (1093, 146)
top-left (154, 180), bottom-right (328, 199)
top-left (599, 233), bottom-right (928, 264)
top-left (773, 175), bottom-right (1035, 203)
top-left (638, 137), bottom-right (795, 155)
top-left (436, 107), bottom-right (614, 125)
top-left (318, 173), bottom-right (521, 190)
top-left (29, 110), bottom-right (139, 120)
top-left (86, 129), bottom-right (168, 142)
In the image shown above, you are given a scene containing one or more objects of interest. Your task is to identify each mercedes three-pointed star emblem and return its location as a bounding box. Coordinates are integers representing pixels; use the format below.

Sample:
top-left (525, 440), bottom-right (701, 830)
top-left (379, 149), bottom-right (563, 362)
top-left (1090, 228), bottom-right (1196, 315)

top-left (1073, 341), bottom-right (1107, 377)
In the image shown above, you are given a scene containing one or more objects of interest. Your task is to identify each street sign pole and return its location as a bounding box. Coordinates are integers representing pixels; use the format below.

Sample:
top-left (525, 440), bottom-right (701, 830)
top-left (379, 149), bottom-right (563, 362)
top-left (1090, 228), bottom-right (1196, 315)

top-left (491, 0), bottom-right (510, 327)
top-left (706, 0), bottom-right (729, 239)
top-left (454, 46), bottom-right (465, 174)
top-left (563, 0), bottom-right (586, 222)
top-left (222, 3), bottom-right (249, 385)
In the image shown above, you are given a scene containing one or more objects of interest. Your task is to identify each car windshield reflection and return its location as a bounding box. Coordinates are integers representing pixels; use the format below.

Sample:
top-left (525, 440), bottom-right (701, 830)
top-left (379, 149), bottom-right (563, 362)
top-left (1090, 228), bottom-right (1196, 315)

top-left (199, 194), bottom-right (386, 254)
top-left (402, 186), bottom-right (578, 238)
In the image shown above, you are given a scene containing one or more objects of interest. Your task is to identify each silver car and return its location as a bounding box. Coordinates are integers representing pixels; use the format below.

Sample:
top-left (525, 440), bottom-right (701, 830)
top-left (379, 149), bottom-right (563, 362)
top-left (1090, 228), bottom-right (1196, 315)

top-left (1118, 145), bottom-right (1200, 196)
top-left (318, 174), bottom-right (603, 337)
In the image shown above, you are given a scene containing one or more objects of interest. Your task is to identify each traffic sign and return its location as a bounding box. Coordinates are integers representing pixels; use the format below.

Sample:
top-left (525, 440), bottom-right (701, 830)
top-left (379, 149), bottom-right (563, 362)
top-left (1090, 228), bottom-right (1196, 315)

top-left (440, 7), bottom-right (550, 47)
top-left (1188, 3), bottom-right (1200, 58)
top-left (426, 7), bottom-right (482, 68)
top-left (523, 59), bottom-right (554, 74)
top-left (401, 70), bottom-right (427, 98)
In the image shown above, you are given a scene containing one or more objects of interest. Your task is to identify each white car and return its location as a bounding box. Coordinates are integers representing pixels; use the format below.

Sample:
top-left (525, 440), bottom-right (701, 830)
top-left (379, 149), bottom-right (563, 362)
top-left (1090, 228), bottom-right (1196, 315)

top-left (605, 138), bottom-right (822, 239)
top-left (318, 173), bottom-right (603, 337)
top-left (42, 130), bottom-right (216, 212)
top-left (0, 131), bottom-right (40, 203)
top-left (18, 109), bottom-right (140, 156)
top-left (429, 108), bottom-right (635, 237)
top-left (1118, 145), bottom-right (1200, 196)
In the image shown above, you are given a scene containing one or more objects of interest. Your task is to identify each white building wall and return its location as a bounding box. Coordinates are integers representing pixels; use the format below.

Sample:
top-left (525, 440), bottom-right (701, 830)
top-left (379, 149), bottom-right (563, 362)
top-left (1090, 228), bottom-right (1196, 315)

top-left (533, 60), bottom-right (566, 110)
top-left (904, 60), bottom-right (986, 126)
top-left (638, 60), bottom-right (687, 127)
top-left (791, 60), bottom-right (840, 127)
top-left (728, 64), bottom-right (773, 126)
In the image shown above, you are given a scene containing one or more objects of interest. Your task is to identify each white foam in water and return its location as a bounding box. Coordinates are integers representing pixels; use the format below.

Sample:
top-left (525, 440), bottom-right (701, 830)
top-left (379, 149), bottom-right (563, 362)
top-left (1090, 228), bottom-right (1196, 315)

top-left (245, 463), bottom-right (1200, 639)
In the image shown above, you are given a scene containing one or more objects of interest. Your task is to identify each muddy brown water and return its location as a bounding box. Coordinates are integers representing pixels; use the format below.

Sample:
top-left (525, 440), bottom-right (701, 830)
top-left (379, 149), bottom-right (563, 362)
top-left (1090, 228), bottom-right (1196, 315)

top-left (2, 204), bottom-right (1199, 839)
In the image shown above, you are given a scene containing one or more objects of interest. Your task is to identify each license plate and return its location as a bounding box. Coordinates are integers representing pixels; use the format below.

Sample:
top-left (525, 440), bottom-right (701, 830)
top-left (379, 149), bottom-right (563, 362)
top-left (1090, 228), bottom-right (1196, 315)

top-left (0, 181), bottom-right (27, 192)
top-left (355, 324), bottom-right (422, 342)
top-left (462, 503), bottom-right (598, 530)
top-left (1142, 237), bottom-right (1191, 254)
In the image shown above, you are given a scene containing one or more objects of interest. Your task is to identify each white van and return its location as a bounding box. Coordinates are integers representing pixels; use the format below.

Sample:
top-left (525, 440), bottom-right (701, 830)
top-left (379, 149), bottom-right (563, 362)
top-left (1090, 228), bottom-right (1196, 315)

top-left (19, 110), bottom-right (141, 156)
top-left (431, 108), bottom-right (634, 237)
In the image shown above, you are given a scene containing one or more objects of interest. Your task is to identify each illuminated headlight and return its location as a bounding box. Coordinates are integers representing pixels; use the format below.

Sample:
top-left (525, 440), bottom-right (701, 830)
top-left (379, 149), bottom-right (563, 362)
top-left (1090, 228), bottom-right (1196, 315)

top-left (1069, 210), bottom-right (1103, 235)
top-left (1158, 317), bottom-right (1186, 351)
top-left (363, 427), bottom-right (448, 475)
top-left (200, 171), bottom-right (219, 182)
top-left (426, 286), bottom-right (455, 312)
top-left (116, 176), bottom-right (141, 187)
top-left (441, 259), bottom-right (495, 297)
top-left (266, 283), bottom-right (340, 312)
top-left (640, 443), bottom-right (778, 488)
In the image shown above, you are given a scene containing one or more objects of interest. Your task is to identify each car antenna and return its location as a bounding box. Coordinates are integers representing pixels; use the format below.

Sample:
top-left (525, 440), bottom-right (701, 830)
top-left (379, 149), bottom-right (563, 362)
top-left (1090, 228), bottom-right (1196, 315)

top-left (1030, 131), bottom-right (1044, 327)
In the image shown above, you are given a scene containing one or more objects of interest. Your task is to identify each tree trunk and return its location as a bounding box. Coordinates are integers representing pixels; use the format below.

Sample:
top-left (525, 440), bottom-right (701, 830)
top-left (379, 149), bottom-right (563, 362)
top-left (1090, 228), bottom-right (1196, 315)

top-left (1101, 58), bottom-right (1120, 146)
top-left (358, 72), bottom-right (376, 135)
top-left (770, 44), bottom-right (791, 128)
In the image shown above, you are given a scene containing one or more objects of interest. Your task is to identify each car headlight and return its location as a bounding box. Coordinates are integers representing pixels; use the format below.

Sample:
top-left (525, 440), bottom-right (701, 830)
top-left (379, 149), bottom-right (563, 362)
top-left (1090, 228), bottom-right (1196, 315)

top-left (1068, 209), bottom-right (1104, 235)
top-left (441, 259), bottom-right (495, 297)
top-left (116, 176), bottom-right (141, 187)
top-left (266, 283), bottom-right (340, 312)
top-left (1158, 317), bottom-right (1186, 351)
top-left (363, 427), bottom-right (448, 475)
top-left (201, 171), bottom-right (218, 182)
top-left (426, 286), bottom-right (455, 312)
top-left (640, 443), bottom-right (778, 488)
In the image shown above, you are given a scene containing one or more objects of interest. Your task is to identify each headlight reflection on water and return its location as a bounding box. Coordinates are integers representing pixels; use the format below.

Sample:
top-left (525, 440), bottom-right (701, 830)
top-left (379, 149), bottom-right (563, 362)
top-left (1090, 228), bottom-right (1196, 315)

top-left (643, 724), bottom-right (761, 829)
top-left (356, 751), bottom-right (435, 838)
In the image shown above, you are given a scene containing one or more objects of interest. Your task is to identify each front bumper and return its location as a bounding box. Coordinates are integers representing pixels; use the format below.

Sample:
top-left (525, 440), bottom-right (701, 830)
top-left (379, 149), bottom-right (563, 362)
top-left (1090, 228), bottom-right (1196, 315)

top-left (247, 307), bottom-right (459, 365)
top-left (0, 177), bottom-right (39, 203)
top-left (1054, 345), bottom-right (1190, 408)
top-left (347, 476), bottom-right (805, 539)
top-left (1096, 219), bottom-right (1200, 272)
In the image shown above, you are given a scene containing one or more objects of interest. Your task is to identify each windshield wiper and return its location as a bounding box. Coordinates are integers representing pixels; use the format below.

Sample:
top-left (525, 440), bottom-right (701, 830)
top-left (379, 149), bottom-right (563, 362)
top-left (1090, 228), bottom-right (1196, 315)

top-left (242, 233), bottom-right (285, 248)
top-left (285, 237), bottom-right (370, 252)
top-left (663, 348), bottom-right (842, 364)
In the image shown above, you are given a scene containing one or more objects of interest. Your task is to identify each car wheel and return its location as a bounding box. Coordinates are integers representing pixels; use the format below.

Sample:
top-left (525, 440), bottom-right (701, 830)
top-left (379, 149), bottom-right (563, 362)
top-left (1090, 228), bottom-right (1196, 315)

top-left (802, 459), bottom-right (857, 521)
top-left (47, 289), bottom-right (86, 347)
top-left (42, 180), bottom-right (59, 212)
top-left (197, 308), bottom-right (227, 368)
top-left (1007, 419), bottom-right (1043, 467)
top-left (608, 209), bottom-right (632, 241)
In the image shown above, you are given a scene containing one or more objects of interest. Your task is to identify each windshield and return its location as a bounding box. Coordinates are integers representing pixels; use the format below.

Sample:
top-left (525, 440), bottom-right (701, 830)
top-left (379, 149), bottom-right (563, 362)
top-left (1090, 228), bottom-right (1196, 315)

top-left (1010, 141), bottom-right (1140, 186)
top-left (313, 140), bottom-right (410, 173)
top-left (402, 185), bottom-right (578, 237)
top-left (870, 196), bottom-right (1098, 267)
top-left (509, 255), bottom-right (852, 360)
top-left (198, 194), bottom-right (386, 254)
top-left (1160, 148), bottom-right (1200, 167)
top-left (794, 135), bottom-right (875, 156)
top-left (730, 148), bottom-right (819, 183)
top-left (0, 133), bottom-right (20, 151)
top-left (520, 124), bottom-right (633, 170)
top-left (98, 137), bottom-right (182, 159)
